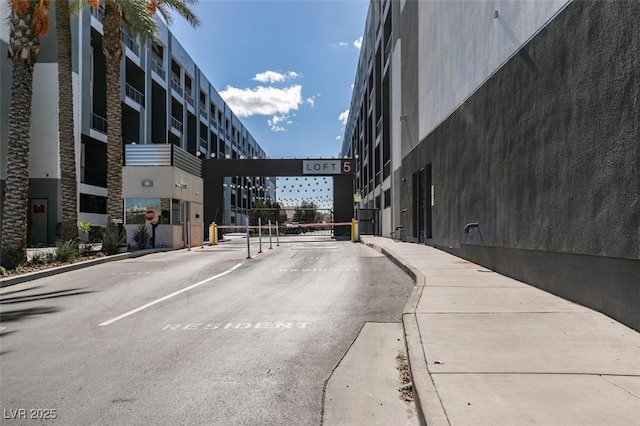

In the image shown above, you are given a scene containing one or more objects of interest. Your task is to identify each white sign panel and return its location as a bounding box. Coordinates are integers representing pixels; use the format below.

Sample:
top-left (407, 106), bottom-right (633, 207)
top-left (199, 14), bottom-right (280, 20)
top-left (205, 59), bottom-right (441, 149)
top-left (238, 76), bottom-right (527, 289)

top-left (303, 160), bottom-right (342, 175)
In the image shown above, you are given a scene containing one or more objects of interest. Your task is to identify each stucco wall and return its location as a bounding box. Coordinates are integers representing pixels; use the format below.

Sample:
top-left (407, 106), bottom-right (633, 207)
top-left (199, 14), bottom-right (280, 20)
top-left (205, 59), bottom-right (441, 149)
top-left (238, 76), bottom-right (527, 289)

top-left (399, 1), bottom-right (640, 329)
top-left (414, 0), bottom-right (569, 154)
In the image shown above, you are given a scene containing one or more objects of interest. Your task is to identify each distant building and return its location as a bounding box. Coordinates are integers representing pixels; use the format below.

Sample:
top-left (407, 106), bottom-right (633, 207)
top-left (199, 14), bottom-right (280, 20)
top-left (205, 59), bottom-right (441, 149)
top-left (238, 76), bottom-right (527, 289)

top-left (0, 2), bottom-right (274, 248)
top-left (342, 0), bottom-right (639, 330)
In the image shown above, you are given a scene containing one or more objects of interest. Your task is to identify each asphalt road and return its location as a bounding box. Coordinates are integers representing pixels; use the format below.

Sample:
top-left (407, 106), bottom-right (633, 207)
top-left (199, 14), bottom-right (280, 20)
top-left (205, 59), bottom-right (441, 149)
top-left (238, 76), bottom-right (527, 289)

top-left (0, 236), bottom-right (414, 425)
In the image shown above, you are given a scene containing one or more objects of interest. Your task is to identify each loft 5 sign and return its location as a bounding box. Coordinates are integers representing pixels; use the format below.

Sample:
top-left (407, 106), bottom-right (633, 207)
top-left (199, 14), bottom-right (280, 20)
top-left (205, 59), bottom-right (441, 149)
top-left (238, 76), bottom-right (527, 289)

top-left (303, 159), bottom-right (353, 175)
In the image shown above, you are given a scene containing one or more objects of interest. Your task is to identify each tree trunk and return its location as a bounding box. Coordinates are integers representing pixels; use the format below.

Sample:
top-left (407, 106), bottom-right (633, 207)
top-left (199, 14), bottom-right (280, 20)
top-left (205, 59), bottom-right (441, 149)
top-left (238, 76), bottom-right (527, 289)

top-left (102, 0), bottom-right (124, 227)
top-left (56, 0), bottom-right (78, 242)
top-left (1, 60), bottom-right (35, 269)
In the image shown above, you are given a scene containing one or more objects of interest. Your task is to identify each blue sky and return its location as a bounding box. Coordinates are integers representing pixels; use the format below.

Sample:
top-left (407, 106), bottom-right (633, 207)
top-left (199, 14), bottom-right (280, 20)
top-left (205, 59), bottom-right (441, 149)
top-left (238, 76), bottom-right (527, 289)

top-left (170, 0), bottom-right (369, 160)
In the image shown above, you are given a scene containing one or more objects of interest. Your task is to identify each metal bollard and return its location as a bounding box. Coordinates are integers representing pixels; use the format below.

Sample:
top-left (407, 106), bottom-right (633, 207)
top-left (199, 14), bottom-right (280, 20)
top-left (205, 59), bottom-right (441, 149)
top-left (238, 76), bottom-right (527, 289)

top-left (268, 219), bottom-right (273, 249)
top-left (258, 217), bottom-right (263, 253)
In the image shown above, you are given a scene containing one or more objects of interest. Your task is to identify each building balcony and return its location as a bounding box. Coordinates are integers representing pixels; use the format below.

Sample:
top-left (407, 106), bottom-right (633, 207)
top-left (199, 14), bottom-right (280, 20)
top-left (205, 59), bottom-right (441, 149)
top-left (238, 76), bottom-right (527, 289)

top-left (199, 137), bottom-right (208, 152)
top-left (91, 113), bottom-right (107, 134)
top-left (151, 58), bottom-right (166, 80)
top-left (90, 5), bottom-right (103, 24)
top-left (121, 30), bottom-right (140, 57)
top-left (185, 90), bottom-right (194, 107)
top-left (170, 77), bottom-right (183, 97)
top-left (199, 105), bottom-right (207, 118)
top-left (125, 83), bottom-right (144, 105)
top-left (170, 116), bottom-right (183, 133)
top-left (384, 36), bottom-right (392, 62)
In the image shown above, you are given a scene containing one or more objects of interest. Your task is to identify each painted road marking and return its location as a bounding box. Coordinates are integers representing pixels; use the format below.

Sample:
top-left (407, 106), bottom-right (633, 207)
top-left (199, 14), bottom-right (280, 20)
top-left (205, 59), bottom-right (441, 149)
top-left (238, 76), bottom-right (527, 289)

top-left (98, 259), bottom-right (247, 326)
top-left (0, 326), bottom-right (6, 331)
top-left (162, 322), bottom-right (312, 331)
top-left (279, 268), bottom-right (358, 272)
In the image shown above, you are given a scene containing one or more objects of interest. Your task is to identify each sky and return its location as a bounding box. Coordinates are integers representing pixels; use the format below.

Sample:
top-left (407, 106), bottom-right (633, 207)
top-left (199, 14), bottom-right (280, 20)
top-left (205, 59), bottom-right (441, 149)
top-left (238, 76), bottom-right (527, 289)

top-left (170, 0), bottom-right (369, 160)
top-left (169, 0), bottom-right (369, 209)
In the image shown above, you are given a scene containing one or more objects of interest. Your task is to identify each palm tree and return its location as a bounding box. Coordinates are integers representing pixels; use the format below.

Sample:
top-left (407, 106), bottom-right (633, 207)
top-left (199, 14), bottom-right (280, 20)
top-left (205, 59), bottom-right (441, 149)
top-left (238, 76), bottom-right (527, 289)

top-left (77, 0), bottom-right (199, 235)
top-left (56, 0), bottom-right (78, 242)
top-left (1, 0), bottom-right (51, 269)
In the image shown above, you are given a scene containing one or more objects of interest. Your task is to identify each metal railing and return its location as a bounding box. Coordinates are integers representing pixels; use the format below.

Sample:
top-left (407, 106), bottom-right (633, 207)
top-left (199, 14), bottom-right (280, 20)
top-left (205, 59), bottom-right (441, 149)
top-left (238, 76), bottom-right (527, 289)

top-left (199, 137), bottom-right (208, 151)
top-left (90, 5), bottom-right (103, 23)
top-left (91, 113), bottom-right (107, 134)
top-left (170, 117), bottom-right (183, 132)
top-left (120, 30), bottom-right (140, 56)
top-left (171, 77), bottom-right (183, 97)
top-left (151, 58), bottom-right (166, 80)
top-left (384, 36), bottom-right (392, 60)
top-left (125, 83), bottom-right (144, 104)
top-left (199, 105), bottom-right (207, 118)
top-left (185, 90), bottom-right (194, 106)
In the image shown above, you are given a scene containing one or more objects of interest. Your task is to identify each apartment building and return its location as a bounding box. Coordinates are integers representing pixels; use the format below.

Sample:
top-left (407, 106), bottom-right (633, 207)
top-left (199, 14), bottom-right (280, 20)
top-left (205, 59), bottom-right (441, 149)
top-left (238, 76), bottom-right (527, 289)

top-left (342, 0), bottom-right (640, 331)
top-left (0, 3), bottom-right (274, 248)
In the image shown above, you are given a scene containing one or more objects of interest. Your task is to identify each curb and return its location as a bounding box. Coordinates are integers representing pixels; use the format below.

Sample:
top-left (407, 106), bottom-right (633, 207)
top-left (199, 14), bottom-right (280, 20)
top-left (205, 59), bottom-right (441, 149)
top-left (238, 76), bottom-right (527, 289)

top-left (363, 240), bottom-right (450, 426)
top-left (0, 248), bottom-right (174, 288)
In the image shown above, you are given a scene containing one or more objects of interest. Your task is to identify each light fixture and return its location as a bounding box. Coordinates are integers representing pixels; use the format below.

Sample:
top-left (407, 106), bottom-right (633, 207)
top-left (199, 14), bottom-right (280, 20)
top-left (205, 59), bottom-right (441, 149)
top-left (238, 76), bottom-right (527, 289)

top-left (399, 114), bottom-right (408, 122)
top-left (141, 179), bottom-right (153, 187)
top-left (196, 151), bottom-right (201, 157)
top-left (225, 154), bottom-right (231, 159)
top-left (210, 153), bottom-right (216, 158)
top-left (239, 155), bottom-right (245, 159)
top-left (354, 154), bottom-right (359, 159)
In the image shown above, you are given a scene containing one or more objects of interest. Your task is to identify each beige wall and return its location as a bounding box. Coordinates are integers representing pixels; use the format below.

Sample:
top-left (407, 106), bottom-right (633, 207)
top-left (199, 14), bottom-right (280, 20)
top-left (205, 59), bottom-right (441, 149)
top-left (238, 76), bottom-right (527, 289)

top-left (123, 165), bottom-right (204, 248)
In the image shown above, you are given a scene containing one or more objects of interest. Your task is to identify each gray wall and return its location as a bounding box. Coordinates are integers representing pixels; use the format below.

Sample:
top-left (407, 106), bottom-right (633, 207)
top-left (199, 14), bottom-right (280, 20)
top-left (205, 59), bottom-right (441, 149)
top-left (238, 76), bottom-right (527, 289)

top-left (399, 1), bottom-right (640, 330)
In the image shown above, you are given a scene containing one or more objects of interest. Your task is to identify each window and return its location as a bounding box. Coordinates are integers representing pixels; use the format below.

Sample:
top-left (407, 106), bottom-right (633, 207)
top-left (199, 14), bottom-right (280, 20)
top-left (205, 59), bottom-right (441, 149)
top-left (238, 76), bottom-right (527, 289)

top-left (80, 193), bottom-right (107, 214)
top-left (124, 198), bottom-right (171, 224)
top-left (384, 189), bottom-right (391, 208)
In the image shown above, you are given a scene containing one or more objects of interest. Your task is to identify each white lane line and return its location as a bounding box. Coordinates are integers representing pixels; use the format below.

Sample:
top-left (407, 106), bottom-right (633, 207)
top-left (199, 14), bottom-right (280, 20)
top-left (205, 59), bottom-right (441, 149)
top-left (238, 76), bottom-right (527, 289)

top-left (98, 259), bottom-right (248, 326)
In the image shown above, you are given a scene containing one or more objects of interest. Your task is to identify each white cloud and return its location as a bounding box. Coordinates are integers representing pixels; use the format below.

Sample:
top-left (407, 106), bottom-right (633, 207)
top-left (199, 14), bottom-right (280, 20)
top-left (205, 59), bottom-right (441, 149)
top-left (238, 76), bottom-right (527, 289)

top-left (305, 95), bottom-right (317, 107)
top-left (332, 41), bottom-right (349, 47)
top-left (220, 85), bottom-right (302, 118)
top-left (335, 136), bottom-right (342, 140)
top-left (350, 83), bottom-right (354, 91)
top-left (338, 108), bottom-right (349, 125)
top-left (253, 71), bottom-right (300, 84)
top-left (353, 36), bottom-right (363, 50)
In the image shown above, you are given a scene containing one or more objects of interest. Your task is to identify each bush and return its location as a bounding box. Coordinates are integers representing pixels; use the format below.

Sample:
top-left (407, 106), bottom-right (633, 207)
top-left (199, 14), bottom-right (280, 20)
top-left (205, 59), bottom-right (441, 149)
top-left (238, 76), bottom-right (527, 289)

top-left (89, 225), bottom-right (106, 242)
top-left (102, 225), bottom-right (125, 255)
top-left (0, 266), bottom-right (6, 276)
top-left (133, 223), bottom-right (150, 250)
top-left (55, 239), bottom-right (79, 262)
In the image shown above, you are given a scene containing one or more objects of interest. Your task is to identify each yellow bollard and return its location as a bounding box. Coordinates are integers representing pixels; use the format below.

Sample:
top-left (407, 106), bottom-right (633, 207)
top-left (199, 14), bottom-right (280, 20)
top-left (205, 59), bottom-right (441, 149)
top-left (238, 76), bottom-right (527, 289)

top-left (209, 222), bottom-right (218, 245)
top-left (351, 218), bottom-right (359, 242)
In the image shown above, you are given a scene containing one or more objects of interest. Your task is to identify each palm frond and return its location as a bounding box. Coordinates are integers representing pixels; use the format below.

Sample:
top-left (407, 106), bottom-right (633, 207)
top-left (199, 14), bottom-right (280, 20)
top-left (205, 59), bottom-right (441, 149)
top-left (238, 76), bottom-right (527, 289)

top-left (117, 0), bottom-right (158, 43)
top-left (157, 0), bottom-right (200, 28)
top-left (69, 0), bottom-right (90, 17)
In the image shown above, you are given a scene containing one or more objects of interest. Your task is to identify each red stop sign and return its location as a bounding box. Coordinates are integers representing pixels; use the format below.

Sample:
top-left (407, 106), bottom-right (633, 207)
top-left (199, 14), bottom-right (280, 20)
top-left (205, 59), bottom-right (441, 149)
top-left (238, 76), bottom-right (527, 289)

top-left (145, 210), bottom-right (156, 221)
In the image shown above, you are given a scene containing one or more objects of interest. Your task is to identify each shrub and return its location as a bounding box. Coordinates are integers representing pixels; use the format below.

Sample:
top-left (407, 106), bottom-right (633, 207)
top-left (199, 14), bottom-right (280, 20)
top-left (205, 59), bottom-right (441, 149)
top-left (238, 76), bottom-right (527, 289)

top-left (133, 223), bottom-right (150, 250)
top-left (0, 266), bottom-right (6, 276)
top-left (89, 225), bottom-right (106, 243)
top-left (102, 225), bottom-right (125, 255)
top-left (30, 251), bottom-right (50, 265)
top-left (55, 240), bottom-right (79, 262)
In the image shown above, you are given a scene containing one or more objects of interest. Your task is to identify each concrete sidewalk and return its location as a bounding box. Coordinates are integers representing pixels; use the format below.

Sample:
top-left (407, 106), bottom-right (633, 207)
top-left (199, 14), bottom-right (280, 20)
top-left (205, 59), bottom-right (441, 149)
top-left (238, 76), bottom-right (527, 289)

top-left (362, 236), bottom-right (640, 426)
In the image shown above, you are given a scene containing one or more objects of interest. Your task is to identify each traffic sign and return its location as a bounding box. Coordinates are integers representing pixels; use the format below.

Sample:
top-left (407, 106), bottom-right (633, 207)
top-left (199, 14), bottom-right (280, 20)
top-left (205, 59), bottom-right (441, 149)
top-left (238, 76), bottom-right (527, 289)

top-left (145, 210), bottom-right (156, 222)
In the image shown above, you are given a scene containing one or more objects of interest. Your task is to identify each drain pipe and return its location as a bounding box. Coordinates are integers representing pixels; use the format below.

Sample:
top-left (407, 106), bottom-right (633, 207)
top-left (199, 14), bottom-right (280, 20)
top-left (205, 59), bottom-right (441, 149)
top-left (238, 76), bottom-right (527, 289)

top-left (464, 222), bottom-right (479, 233)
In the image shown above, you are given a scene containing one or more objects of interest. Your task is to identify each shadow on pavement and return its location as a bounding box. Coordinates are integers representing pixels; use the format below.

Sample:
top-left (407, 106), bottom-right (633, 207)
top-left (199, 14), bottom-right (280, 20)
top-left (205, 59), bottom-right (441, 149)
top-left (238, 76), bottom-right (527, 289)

top-left (0, 288), bottom-right (94, 305)
top-left (0, 306), bottom-right (60, 323)
top-left (0, 286), bottom-right (43, 296)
